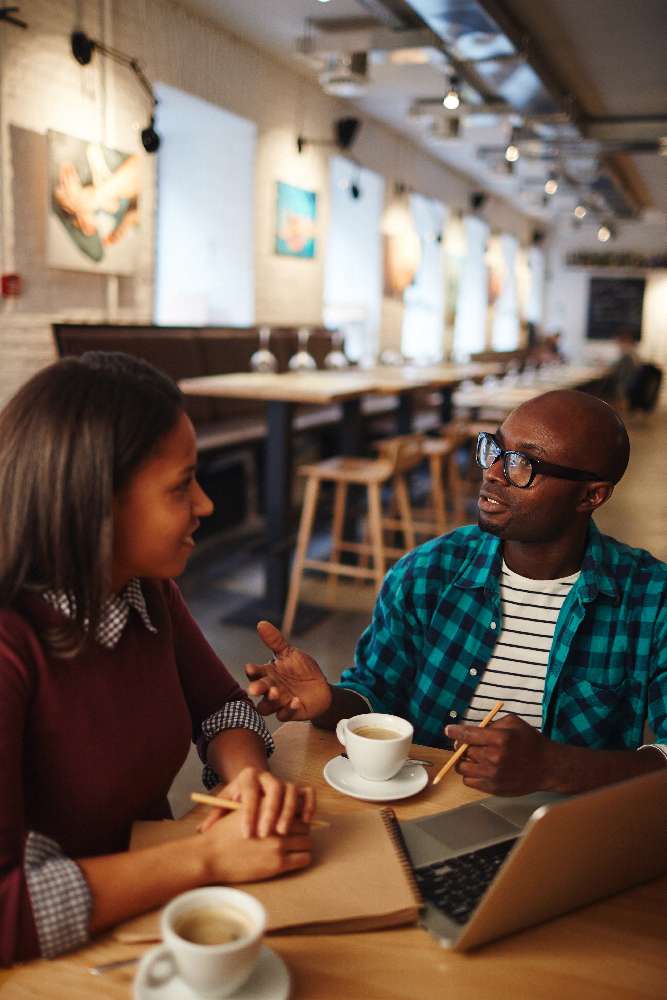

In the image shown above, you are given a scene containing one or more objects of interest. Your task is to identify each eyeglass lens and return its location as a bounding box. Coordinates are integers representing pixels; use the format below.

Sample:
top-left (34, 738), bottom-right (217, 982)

top-left (477, 434), bottom-right (533, 487)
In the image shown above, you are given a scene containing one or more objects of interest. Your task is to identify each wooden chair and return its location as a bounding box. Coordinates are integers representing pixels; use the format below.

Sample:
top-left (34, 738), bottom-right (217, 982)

top-left (281, 435), bottom-right (424, 638)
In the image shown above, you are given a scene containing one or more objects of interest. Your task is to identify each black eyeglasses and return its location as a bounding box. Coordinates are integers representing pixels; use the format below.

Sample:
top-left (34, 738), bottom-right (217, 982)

top-left (476, 432), bottom-right (602, 489)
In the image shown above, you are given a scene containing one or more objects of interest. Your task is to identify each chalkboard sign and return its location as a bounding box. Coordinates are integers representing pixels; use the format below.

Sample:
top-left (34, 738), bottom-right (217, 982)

top-left (586, 277), bottom-right (645, 341)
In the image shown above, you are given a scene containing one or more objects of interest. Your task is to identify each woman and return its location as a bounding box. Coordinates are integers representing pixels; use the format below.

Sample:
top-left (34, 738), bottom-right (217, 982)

top-left (0, 352), bottom-right (314, 964)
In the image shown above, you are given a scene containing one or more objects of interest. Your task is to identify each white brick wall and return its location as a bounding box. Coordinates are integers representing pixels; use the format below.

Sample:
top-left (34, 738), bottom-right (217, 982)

top-left (0, 0), bottom-right (533, 406)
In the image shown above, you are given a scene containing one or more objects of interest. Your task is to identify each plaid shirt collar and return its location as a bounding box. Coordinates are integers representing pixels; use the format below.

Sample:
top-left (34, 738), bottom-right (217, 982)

top-left (453, 520), bottom-right (619, 604)
top-left (42, 578), bottom-right (158, 649)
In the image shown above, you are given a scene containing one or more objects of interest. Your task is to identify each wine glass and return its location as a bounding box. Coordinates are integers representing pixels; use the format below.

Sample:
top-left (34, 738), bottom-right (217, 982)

top-left (323, 330), bottom-right (349, 370)
top-left (249, 325), bottom-right (278, 373)
top-left (288, 327), bottom-right (317, 372)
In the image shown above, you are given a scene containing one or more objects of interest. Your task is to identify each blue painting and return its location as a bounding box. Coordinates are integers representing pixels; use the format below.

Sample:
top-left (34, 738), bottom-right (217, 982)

top-left (275, 181), bottom-right (317, 258)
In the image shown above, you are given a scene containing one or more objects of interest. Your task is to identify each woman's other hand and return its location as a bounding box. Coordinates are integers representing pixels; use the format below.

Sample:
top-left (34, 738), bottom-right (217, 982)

top-left (198, 766), bottom-right (316, 839)
top-left (198, 809), bottom-right (313, 884)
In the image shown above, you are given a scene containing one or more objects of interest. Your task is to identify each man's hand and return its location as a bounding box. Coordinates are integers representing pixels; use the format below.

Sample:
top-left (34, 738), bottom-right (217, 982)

top-left (445, 714), bottom-right (551, 795)
top-left (245, 621), bottom-right (333, 722)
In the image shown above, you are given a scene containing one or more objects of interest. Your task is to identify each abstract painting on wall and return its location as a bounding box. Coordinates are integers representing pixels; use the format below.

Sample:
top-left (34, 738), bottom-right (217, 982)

top-left (47, 130), bottom-right (142, 274)
top-left (275, 181), bottom-right (317, 258)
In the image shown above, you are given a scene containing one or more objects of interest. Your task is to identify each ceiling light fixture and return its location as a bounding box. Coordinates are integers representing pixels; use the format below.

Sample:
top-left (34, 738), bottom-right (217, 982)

top-left (544, 174), bottom-right (559, 196)
top-left (574, 204), bottom-right (587, 219)
top-left (71, 30), bottom-right (160, 153)
top-left (442, 76), bottom-right (461, 111)
top-left (504, 125), bottom-right (521, 162)
top-left (443, 76), bottom-right (461, 111)
top-left (597, 224), bottom-right (612, 243)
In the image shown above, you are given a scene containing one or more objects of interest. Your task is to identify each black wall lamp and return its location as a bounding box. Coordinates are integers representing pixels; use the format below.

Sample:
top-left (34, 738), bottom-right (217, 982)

top-left (0, 5), bottom-right (27, 28)
top-left (71, 30), bottom-right (160, 153)
top-left (297, 116), bottom-right (361, 155)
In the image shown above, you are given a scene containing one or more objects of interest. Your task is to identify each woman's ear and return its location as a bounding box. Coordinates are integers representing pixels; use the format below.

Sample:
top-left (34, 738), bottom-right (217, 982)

top-left (576, 481), bottom-right (614, 514)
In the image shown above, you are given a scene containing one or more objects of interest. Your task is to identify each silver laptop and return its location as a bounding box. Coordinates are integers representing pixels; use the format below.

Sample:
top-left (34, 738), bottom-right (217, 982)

top-left (399, 769), bottom-right (667, 951)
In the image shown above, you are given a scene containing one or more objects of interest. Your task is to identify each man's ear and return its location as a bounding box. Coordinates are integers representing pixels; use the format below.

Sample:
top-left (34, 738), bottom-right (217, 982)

top-left (576, 481), bottom-right (614, 514)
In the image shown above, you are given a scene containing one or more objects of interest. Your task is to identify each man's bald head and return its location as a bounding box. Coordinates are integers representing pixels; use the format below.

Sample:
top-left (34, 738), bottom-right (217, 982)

top-left (506, 390), bottom-right (630, 484)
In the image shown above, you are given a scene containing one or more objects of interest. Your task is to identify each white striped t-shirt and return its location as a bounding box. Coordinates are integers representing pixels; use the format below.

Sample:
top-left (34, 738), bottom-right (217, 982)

top-left (464, 561), bottom-right (580, 730)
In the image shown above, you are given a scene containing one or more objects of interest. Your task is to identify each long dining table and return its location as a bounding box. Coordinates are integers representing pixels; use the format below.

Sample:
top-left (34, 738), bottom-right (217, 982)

top-left (6, 722), bottom-right (667, 999)
top-left (452, 364), bottom-right (610, 419)
top-left (178, 364), bottom-right (502, 628)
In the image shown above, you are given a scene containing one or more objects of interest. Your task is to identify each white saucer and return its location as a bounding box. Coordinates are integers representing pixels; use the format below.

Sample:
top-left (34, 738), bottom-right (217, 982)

top-left (323, 755), bottom-right (428, 802)
top-left (134, 944), bottom-right (290, 1000)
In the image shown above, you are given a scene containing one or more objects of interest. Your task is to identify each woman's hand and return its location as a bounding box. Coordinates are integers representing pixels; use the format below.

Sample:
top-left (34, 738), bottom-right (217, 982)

top-left (244, 621), bottom-right (333, 721)
top-left (198, 766), bottom-right (316, 839)
top-left (197, 809), bottom-right (313, 885)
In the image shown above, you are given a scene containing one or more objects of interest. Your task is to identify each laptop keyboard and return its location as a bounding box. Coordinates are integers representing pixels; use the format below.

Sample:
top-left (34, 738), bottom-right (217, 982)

top-left (414, 838), bottom-right (518, 925)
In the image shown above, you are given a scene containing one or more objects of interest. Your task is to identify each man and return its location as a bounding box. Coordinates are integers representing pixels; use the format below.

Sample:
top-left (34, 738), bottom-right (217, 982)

top-left (246, 390), bottom-right (667, 796)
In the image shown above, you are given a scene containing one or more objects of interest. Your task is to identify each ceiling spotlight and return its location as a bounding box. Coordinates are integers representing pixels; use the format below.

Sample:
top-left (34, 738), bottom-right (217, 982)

top-left (443, 76), bottom-right (461, 111)
top-left (597, 224), bottom-right (612, 243)
top-left (505, 143), bottom-right (520, 163)
top-left (574, 204), bottom-right (587, 219)
top-left (544, 174), bottom-right (559, 196)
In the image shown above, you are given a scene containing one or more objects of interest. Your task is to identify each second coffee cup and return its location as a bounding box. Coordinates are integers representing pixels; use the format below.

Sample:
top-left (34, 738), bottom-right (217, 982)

top-left (336, 712), bottom-right (413, 781)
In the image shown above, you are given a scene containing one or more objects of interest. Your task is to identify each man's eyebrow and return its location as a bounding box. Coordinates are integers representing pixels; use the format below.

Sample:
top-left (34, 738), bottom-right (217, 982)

top-left (179, 463), bottom-right (197, 475)
top-left (515, 440), bottom-right (547, 455)
top-left (496, 428), bottom-right (547, 455)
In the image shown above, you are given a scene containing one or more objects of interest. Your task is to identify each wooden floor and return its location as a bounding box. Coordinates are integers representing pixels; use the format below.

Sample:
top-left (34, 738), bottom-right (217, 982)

top-left (169, 405), bottom-right (667, 816)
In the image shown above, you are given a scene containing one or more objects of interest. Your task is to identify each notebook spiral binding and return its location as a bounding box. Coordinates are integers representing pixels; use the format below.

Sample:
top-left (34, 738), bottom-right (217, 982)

top-left (380, 807), bottom-right (424, 908)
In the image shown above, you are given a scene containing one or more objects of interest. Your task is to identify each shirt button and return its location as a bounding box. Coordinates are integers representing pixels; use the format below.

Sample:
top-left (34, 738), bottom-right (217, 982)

top-left (469, 668), bottom-right (478, 677)
top-left (449, 710), bottom-right (458, 719)
top-left (490, 621), bottom-right (497, 630)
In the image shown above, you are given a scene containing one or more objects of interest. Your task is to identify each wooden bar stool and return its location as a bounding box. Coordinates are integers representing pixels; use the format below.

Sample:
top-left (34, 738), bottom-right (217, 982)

top-left (375, 433), bottom-right (464, 539)
top-left (281, 436), bottom-right (423, 638)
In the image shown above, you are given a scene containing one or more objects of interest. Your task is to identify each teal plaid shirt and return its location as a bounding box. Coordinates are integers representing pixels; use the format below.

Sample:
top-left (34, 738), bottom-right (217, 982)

top-left (338, 522), bottom-right (667, 751)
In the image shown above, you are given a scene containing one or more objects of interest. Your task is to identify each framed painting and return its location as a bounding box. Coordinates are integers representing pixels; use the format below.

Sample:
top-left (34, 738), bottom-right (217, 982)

top-left (47, 130), bottom-right (142, 274)
top-left (275, 181), bottom-right (317, 258)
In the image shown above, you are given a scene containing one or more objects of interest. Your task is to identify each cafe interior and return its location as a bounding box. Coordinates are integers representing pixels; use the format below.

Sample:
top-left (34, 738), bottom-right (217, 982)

top-left (1, 0), bottom-right (666, 996)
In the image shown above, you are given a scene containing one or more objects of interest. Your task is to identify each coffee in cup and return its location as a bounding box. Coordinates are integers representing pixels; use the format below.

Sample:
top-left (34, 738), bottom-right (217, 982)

top-left (352, 725), bottom-right (402, 740)
top-left (336, 712), bottom-right (413, 781)
top-left (156, 887), bottom-right (266, 998)
top-left (173, 905), bottom-right (254, 946)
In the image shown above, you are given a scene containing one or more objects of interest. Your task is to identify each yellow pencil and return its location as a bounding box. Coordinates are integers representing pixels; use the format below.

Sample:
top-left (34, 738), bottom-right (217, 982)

top-left (432, 701), bottom-right (504, 785)
top-left (190, 791), bottom-right (329, 828)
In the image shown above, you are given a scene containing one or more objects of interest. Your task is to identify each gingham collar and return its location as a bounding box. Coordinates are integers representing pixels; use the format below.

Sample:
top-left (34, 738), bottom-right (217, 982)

top-left (42, 578), bottom-right (157, 649)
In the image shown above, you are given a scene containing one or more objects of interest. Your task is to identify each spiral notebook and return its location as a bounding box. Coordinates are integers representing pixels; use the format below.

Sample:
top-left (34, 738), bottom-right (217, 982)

top-left (116, 808), bottom-right (422, 941)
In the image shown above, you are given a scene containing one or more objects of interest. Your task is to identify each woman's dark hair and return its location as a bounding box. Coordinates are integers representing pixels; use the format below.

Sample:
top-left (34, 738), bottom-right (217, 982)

top-left (0, 351), bottom-right (183, 656)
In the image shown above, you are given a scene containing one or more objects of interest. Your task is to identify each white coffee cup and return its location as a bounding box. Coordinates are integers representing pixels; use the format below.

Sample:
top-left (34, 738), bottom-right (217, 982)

top-left (151, 887), bottom-right (266, 998)
top-left (336, 712), bottom-right (413, 781)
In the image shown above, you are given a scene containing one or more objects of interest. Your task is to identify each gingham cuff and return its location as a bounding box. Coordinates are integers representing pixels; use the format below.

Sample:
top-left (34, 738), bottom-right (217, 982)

top-left (24, 831), bottom-right (92, 959)
top-left (197, 700), bottom-right (275, 789)
top-left (638, 743), bottom-right (667, 763)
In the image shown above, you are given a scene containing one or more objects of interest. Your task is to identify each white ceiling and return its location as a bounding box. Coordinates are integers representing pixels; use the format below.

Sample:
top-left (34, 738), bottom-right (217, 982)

top-left (174, 0), bottom-right (667, 224)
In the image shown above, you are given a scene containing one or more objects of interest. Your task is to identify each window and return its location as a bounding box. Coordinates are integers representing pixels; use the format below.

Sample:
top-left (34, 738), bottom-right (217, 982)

top-left (453, 215), bottom-right (489, 358)
top-left (491, 233), bottom-right (520, 349)
top-left (323, 156), bottom-right (384, 361)
top-left (154, 83), bottom-right (256, 325)
top-left (401, 194), bottom-right (446, 361)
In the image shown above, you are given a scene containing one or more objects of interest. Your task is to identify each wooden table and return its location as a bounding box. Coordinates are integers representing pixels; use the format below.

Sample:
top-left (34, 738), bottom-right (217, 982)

top-left (6, 723), bottom-right (666, 999)
top-left (363, 362), bottom-right (503, 429)
top-left (452, 365), bottom-right (610, 418)
top-left (179, 372), bottom-right (377, 629)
